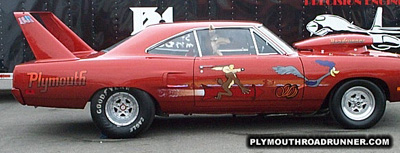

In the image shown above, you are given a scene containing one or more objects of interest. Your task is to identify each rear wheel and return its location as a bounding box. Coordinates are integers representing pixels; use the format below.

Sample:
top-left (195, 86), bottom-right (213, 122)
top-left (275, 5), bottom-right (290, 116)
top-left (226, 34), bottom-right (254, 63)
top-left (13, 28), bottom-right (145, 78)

top-left (329, 80), bottom-right (386, 128)
top-left (90, 87), bottom-right (155, 138)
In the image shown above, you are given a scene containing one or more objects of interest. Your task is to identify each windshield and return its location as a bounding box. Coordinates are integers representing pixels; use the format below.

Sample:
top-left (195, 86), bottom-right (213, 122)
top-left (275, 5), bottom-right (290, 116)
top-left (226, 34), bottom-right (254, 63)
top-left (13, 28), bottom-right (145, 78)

top-left (257, 26), bottom-right (296, 54)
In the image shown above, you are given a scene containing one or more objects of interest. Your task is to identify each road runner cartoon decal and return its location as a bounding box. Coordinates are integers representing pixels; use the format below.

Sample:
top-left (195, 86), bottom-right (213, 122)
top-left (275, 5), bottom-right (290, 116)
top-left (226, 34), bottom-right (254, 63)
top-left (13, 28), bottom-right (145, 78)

top-left (273, 60), bottom-right (339, 87)
top-left (211, 64), bottom-right (250, 100)
top-left (307, 7), bottom-right (400, 50)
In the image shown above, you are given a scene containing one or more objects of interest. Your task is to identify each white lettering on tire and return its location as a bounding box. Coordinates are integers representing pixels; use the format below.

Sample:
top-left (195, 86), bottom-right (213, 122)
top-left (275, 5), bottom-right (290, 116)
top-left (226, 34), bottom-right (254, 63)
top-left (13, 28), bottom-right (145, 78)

top-left (96, 88), bottom-right (116, 114)
top-left (130, 117), bottom-right (145, 132)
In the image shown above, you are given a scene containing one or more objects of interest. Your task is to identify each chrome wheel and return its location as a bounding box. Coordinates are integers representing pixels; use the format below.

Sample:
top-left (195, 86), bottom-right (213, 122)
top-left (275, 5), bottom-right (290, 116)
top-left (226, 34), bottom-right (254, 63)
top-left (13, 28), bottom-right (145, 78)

top-left (105, 92), bottom-right (139, 126)
top-left (341, 86), bottom-right (375, 121)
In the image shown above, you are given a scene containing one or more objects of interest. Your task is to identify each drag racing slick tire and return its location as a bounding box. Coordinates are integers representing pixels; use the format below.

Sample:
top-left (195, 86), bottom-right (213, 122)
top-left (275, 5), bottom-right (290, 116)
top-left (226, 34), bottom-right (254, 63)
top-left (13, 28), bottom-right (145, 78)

top-left (90, 87), bottom-right (155, 138)
top-left (329, 80), bottom-right (386, 129)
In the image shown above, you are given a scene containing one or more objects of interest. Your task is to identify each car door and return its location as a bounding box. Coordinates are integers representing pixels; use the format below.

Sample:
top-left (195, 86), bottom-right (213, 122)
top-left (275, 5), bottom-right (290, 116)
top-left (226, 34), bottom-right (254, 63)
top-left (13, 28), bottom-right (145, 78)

top-left (194, 28), bottom-right (258, 107)
top-left (146, 31), bottom-right (197, 106)
top-left (251, 29), bottom-right (304, 108)
top-left (193, 27), bottom-right (304, 111)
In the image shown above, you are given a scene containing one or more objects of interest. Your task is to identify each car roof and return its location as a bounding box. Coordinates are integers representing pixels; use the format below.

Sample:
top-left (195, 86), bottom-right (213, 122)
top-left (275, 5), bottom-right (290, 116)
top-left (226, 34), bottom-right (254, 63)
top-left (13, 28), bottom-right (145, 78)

top-left (148, 20), bottom-right (262, 29)
top-left (102, 21), bottom-right (263, 57)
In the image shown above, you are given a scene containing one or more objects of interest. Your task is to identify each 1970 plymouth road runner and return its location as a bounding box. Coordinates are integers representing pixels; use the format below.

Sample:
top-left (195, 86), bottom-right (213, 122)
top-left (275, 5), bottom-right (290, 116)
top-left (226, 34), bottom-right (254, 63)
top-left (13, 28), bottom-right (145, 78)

top-left (12, 12), bottom-right (400, 138)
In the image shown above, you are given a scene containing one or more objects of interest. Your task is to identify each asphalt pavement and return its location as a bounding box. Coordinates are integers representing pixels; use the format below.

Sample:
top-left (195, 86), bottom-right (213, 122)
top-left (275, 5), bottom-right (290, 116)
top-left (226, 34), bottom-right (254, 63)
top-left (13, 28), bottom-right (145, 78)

top-left (0, 92), bottom-right (399, 153)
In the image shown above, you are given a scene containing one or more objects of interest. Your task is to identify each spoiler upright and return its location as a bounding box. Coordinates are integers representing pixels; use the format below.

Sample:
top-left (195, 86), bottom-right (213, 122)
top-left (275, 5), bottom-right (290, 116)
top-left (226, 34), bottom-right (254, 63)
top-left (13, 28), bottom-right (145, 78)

top-left (14, 12), bottom-right (95, 62)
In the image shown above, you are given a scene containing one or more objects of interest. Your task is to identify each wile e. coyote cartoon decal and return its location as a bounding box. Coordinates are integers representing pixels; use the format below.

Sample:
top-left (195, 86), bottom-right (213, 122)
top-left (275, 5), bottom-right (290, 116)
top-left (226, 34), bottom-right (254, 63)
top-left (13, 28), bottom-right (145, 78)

top-left (211, 64), bottom-right (250, 99)
top-left (307, 7), bottom-right (400, 50)
top-left (273, 60), bottom-right (339, 87)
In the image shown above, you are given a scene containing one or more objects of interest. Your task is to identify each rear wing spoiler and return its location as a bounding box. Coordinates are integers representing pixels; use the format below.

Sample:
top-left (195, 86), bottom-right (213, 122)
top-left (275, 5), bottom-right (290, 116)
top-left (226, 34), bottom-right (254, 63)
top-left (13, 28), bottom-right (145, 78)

top-left (14, 12), bottom-right (96, 62)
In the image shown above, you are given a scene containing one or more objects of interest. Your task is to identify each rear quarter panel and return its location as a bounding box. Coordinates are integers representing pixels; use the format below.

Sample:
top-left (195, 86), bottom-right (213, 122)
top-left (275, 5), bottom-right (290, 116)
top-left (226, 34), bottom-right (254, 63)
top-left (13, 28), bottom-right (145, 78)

top-left (300, 55), bottom-right (400, 111)
top-left (13, 56), bottom-right (195, 110)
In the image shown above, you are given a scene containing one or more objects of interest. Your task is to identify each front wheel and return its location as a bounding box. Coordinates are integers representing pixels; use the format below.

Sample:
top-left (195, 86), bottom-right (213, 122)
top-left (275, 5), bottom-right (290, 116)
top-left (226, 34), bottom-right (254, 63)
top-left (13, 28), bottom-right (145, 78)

top-left (329, 80), bottom-right (386, 129)
top-left (90, 87), bottom-right (155, 138)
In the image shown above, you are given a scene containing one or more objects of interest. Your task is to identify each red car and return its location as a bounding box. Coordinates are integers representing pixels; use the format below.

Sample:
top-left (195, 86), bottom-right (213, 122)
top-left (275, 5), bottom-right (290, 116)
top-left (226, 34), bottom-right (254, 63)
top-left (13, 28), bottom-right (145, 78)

top-left (12, 12), bottom-right (400, 138)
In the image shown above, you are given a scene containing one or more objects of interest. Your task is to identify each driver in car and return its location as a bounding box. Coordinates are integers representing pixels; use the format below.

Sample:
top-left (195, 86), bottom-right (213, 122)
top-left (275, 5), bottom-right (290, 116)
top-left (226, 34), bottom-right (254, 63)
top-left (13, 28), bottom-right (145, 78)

top-left (209, 28), bottom-right (231, 56)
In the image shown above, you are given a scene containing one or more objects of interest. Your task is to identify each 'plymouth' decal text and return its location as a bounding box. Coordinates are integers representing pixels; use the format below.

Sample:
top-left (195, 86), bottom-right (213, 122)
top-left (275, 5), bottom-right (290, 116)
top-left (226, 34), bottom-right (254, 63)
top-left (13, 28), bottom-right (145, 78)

top-left (27, 71), bottom-right (87, 92)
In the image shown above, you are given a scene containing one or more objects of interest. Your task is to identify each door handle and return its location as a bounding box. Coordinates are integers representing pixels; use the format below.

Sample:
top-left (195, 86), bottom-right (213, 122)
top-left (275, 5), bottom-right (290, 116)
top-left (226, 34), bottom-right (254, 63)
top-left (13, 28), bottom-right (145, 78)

top-left (199, 65), bottom-right (215, 73)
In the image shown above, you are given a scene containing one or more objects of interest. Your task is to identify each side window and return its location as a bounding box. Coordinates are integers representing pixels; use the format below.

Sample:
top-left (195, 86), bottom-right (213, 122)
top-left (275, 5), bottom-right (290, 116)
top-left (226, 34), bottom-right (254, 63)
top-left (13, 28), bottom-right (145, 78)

top-left (254, 33), bottom-right (278, 54)
top-left (197, 28), bottom-right (256, 56)
top-left (148, 32), bottom-right (198, 57)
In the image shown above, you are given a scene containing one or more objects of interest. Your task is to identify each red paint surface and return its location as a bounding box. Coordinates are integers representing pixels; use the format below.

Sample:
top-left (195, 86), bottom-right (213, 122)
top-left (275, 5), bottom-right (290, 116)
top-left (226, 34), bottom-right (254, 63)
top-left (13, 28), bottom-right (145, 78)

top-left (0, 74), bottom-right (11, 78)
top-left (11, 12), bottom-right (400, 114)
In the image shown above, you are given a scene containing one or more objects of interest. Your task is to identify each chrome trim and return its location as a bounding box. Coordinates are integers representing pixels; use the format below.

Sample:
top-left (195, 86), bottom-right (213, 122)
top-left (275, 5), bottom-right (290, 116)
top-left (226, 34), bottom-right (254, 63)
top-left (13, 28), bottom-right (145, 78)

top-left (105, 92), bottom-right (139, 126)
top-left (250, 28), bottom-right (260, 55)
top-left (255, 26), bottom-right (296, 55)
top-left (193, 30), bottom-right (202, 57)
top-left (341, 86), bottom-right (375, 121)
top-left (258, 53), bottom-right (279, 55)
top-left (145, 25), bottom-right (258, 55)
top-left (252, 28), bottom-right (284, 55)
top-left (167, 84), bottom-right (189, 88)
